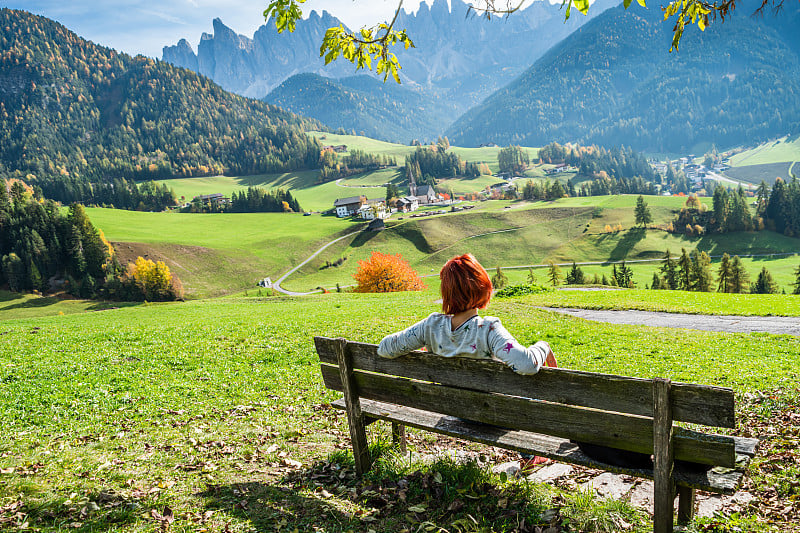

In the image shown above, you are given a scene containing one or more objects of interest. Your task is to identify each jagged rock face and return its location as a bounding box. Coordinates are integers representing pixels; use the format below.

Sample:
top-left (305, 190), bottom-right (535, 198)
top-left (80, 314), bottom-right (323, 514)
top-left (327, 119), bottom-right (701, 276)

top-left (161, 0), bottom-right (618, 105)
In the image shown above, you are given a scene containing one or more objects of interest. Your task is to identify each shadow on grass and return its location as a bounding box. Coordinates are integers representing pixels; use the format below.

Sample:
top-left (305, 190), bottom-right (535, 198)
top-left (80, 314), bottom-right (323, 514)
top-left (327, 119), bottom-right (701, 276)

top-left (0, 296), bottom-right (62, 310)
top-left (0, 291), bottom-right (24, 303)
top-left (608, 227), bottom-right (646, 261)
top-left (198, 480), bottom-right (358, 532)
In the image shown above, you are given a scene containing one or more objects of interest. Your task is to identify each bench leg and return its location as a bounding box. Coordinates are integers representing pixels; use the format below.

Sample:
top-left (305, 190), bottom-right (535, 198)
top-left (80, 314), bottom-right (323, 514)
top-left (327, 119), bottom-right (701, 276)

top-left (677, 486), bottom-right (695, 525)
top-left (392, 422), bottom-right (407, 454)
top-left (653, 378), bottom-right (674, 533)
top-left (335, 338), bottom-right (371, 476)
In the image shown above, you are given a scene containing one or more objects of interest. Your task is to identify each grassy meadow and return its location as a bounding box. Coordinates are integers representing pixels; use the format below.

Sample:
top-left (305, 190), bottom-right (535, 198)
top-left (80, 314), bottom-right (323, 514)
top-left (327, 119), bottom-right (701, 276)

top-left (1, 290), bottom-right (799, 532)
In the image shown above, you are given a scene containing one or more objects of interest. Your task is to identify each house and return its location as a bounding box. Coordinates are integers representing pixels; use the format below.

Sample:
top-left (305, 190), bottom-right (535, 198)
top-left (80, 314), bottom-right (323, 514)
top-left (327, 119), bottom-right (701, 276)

top-left (333, 195), bottom-right (367, 217)
top-left (415, 184), bottom-right (439, 205)
top-left (192, 193), bottom-right (230, 206)
top-left (396, 196), bottom-right (419, 212)
top-left (357, 200), bottom-right (387, 220)
top-left (323, 145), bottom-right (348, 153)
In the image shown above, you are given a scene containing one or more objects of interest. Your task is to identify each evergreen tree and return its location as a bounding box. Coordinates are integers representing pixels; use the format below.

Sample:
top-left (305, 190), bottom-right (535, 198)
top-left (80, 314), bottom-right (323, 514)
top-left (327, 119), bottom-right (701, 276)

top-left (660, 249), bottom-right (678, 290)
top-left (691, 250), bottom-right (714, 292)
top-left (491, 265), bottom-right (508, 289)
top-left (634, 195), bottom-right (652, 226)
top-left (677, 248), bottom-right (692, 290)
top-left (527, 267), bottom-right (538, 285)
top-left (730, 255), bottom-right (750, 294)
top-left (792, 263), bottom-right (800, 295)
top-left (716, 253), bottom-right (733, 293)
top-left (547, 262), bottom-right (562, 287)
top-left (751, 266), bottom-right (779, 294)
top-left (651, 272), bottom-right (663, 290)
top-left (565, 262), bottom-right (585, 285)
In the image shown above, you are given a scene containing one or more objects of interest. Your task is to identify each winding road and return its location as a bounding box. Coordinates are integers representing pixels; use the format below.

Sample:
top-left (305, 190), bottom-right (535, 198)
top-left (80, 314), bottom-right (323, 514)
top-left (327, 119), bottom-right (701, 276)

top-left (272, 230), bottom-right (361, 296)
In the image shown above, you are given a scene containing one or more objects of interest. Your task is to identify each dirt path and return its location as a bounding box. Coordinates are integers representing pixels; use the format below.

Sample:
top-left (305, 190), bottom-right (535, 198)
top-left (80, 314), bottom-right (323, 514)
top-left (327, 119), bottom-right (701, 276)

top-left (540, 307), bottom-right (800, 336)
top-left (272, 231), bottom-right (361, 296)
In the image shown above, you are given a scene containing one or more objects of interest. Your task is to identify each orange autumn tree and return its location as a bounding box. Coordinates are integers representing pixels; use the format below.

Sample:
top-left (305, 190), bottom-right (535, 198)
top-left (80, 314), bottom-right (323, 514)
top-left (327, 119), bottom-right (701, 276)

top-left (352, 252), bottom-right (426, 293)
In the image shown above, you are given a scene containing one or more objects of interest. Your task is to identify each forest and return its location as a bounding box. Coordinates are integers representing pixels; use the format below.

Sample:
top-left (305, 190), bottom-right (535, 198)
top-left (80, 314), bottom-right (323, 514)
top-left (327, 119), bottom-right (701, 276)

top-left (0, 9), bottom-right (323, 207)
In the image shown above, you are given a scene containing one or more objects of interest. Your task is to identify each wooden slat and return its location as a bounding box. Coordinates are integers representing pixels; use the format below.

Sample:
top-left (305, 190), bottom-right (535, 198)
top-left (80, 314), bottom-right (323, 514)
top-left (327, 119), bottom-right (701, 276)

top-left (314, 337), bottom-right (734, 427)
top-left (653, 378), bottom-right (675, 533)
top-left (332, 398), bottom-right (747, 494)
top-left (320, 363), bottom-right (735, 467)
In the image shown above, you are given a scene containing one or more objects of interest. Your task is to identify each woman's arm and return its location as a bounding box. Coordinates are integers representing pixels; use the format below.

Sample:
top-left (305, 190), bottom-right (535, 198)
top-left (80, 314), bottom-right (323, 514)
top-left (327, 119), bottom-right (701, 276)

top-left (487, 320), bottom-right (552, 375)
top-left (377, 316), bottom-right (430, 358)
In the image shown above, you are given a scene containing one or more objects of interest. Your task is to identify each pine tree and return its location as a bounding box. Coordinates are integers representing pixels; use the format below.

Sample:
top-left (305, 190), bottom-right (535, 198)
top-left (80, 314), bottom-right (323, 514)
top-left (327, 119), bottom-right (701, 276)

top-left (691, 251), bottom-right (714, 292)
top-left (730, 255), bottom-right (750, 294)
top-left (565, 262), bottom-right (585, 285)
top-left (651, 272), bottom-right (663, 290)
top-left (634, 195), bottom-right (652, 226)
top-left (792, 263), bottom-right (800, 295)
top-left (677, 248), bottom-right (692, 291)
top-left (717, 253), bottom-right (733, 293)
top-left (527, 267), bottom-right (537, 285)
top-left (547, 262), bottom-right (562, 287)
top-left (492, 265), bottom-right (508, 289)
top-left (660, 249), bottom-right (678, 290)
top-left (751, 266), bottom-right (779, 294)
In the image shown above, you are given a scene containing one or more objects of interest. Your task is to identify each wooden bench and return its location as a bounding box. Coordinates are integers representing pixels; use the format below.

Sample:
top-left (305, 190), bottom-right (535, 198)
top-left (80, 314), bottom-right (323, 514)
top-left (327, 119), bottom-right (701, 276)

top-left (314, 336), bottom-right (758, 533)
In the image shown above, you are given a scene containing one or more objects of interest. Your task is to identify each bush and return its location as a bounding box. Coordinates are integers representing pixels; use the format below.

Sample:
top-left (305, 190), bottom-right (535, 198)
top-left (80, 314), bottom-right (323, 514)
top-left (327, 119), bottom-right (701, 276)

top-left (352, 252), bottom-right (426, 293)
top-left (494, 283), bottom-right (550, 298)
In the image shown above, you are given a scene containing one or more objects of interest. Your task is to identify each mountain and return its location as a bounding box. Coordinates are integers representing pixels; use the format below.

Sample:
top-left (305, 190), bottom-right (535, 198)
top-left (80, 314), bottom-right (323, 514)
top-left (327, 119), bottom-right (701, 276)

top-left (0, 9), bottom-right (323, 206)
top-left (162, 0), bottom-right (619, 141)
top-left (446, 4), bottom-right (800, 152)
top-left (265, 73), bottom-right (457, 143)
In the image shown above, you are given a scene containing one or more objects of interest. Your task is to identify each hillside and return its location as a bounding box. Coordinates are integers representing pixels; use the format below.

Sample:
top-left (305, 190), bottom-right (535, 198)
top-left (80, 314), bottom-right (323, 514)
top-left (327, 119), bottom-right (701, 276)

top-left (265, 74), bottom-right (456, 143)
top-left (162, 0), bottom-right (619, 142)
top-left (447, 3), bottom-right (800, 152)
top-left (0, 9), bottom-right (323, 206)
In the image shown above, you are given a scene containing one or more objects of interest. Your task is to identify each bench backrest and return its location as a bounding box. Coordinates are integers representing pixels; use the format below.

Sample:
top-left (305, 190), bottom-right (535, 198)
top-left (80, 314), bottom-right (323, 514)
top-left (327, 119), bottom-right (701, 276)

top-left (315, 336), bottom-right (737, 467)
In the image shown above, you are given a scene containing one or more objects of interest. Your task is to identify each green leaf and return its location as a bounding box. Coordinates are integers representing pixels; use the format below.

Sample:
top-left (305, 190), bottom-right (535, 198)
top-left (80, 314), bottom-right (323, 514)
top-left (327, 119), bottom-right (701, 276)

top-left (573, 0), bottom-right (590, 15)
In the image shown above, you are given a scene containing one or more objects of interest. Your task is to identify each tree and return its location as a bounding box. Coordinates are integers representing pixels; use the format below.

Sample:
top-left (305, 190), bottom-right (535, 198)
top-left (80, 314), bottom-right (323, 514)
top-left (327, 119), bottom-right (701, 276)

top-left (352, 251), bottom-right (426, 293)
top-left (677, 248), bottom-right (692, 290)
top-left (691, 250), bottom-right (714, 292)
top-left (263, 0), bottom-right (784, 79)
top-left (614, 261), bottom-right (634, 288)
top-left (751, 266), bottom-right (779, 294)
top-left (130, 257), bottom-right (183, 301)
top-left (547, 261), bottom-right (562, 287)
top-left (730, 255), bottom-right (750, 294)
top-left (792, 263), bottom-right (800, 295)
top-left (526, 267), bottom-right (537, 285)
top-left (716, 252), bottom-right (733, 293)
top-left (660, 249), bottom-right (678, 290)
top-left (498, 145), bottom-right (529, 175)
top-left (634, 195), bottom-right (652, 226)
top-left (386, 182), bottom-right (400, 202)
top-left (651, 272), bottom-right (663, 290)
top-left (565, 262), bottom-right (585, 285)
top-left (491, 265), bottom-right (508, 289)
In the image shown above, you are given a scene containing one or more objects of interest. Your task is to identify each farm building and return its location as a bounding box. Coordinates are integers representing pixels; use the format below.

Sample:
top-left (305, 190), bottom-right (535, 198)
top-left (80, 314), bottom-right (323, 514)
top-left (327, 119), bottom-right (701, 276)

top-left (333, 196), bottom-right (367, 217)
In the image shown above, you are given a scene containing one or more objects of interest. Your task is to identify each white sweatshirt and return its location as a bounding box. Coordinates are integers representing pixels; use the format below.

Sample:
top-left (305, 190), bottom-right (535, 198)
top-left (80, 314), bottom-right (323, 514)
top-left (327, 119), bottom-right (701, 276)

top-left (377, 313), bottom-right (551, 375)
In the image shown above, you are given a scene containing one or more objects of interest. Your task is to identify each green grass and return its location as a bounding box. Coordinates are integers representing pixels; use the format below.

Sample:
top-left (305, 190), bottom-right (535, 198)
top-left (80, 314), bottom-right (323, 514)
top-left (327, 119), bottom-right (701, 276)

top-left (0, 291), bottom-right (798, 532)
top-left (87, 208), bottom-right (360, 297)
top-left (729, 135), bottom-right (800, 167)
top-left (509, 287), bottom-right (800, 316)
top-left (0, 291), bottom-right (140, 320)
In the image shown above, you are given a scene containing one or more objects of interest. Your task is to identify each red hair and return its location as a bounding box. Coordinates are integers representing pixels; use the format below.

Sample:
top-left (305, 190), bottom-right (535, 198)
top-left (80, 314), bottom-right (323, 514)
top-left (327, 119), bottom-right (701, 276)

top-left (440, 254), bottom-right (493, 315)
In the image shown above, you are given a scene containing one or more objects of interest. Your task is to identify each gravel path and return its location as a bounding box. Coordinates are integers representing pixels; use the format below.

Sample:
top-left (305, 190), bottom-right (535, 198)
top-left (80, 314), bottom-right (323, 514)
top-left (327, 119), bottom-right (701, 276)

top-left (540, 307), bottom-right (800, 336)
top-left (272, 231), bottom-right (361, 296)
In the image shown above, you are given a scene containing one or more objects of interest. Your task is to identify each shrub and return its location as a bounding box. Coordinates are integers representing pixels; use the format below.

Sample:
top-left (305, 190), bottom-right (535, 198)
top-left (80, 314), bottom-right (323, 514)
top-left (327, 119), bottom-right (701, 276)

top-left (352, 252), bottom-right (426, 293)
top-left (495, 283), bottom-right (550, 298)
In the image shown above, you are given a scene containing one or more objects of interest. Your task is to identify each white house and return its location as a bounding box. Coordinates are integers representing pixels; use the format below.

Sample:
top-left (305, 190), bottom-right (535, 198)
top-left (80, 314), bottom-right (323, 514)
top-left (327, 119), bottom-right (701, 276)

top-left (357, 204), bottom-right (387, 220)
top-left (396, 196), bottom-right (419, 212)
top-left (333, 195), bottom-right (367, 217)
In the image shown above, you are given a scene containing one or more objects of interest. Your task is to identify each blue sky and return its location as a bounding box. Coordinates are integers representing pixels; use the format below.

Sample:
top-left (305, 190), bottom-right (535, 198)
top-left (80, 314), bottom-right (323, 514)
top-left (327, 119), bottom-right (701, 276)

top-left (2, 0), bottom-right (457, 58)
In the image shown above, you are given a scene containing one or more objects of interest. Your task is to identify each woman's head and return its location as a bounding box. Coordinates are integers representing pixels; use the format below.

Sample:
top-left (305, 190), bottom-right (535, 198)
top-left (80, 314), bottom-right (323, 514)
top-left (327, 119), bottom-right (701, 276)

top-left (440, 253), bottom-right (493, 315)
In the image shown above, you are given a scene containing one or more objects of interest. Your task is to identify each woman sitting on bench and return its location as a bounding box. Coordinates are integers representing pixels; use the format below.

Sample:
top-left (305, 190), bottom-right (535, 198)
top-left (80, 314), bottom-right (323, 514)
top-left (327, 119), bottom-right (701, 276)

top-left (378, 253), bottom-right (655, 470)
top-left (377, 253), bottom-right (557, 373)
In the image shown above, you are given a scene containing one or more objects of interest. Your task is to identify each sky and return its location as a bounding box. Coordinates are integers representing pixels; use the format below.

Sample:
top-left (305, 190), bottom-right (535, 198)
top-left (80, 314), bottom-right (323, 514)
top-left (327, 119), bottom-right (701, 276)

top-left (2, 0), bottom-right (545, 58)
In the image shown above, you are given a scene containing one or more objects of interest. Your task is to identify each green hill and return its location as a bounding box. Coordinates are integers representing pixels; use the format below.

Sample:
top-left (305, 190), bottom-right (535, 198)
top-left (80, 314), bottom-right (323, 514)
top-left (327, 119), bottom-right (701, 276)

top-left (265, 74), bottom-right (457, 144)
top-left (0, 9), bottom-right (322, 206)
top-left (446, 4), bottom-right (800, 152)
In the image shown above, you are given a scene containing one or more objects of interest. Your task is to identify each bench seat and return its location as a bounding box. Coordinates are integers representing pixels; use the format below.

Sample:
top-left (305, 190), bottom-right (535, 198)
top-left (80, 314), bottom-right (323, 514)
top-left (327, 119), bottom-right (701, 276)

top-left (331, 397), bottom-right (758, 494)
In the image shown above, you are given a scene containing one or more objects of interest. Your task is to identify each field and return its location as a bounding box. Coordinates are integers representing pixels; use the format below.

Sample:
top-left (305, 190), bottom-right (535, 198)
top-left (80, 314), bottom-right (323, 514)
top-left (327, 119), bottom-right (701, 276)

top-left (721, 135), bottom-right (800, 184)
top-left (86, 208), bottom-right (360, 297)
top-left (1, 290), bottom-right (798, 532)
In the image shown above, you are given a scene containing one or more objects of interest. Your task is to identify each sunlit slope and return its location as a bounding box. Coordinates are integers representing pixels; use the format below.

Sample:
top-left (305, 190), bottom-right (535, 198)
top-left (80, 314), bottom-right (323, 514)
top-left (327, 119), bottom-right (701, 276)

top-left (87, 208), bottom-right (360, 297)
